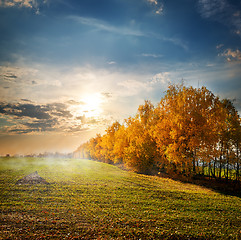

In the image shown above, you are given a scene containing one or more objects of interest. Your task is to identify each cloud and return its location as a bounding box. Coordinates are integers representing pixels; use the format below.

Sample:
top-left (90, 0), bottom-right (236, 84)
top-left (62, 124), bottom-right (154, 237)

top-left (66, 100), bottom-right (85, 105)
top-left (0, 65), bottom-right (39, 84)
top-left (0, 64), bottom-right (65, 103)
top-left (107, 61), bottom-right (116, 65)
top-left (216, 44), bottom-right (224, 49)
top-left (0, 102), bottom-right (52, 119)
top-left (69, 16), bottom-right (145, 37)
top-left (101, 92), bottom-right (112, 98)
top-left (198, 0), bottom-right (227, 18)
top-left (161, 36), bottom-right (188, 50)
top-left (148, 0), bottom-right (158, 4)
top-left (220, 48), bottom-right (241, 62)
top-left (4, 74), bottom-right (17, 79)
top-left (0, 61), bottom-right (182, 132)
top-left (141, 53), bottom-right (163, 58)
top-left (147, 0), bottom-right (164, 15)
top-left (198, 0), bottom-right (241, 37)
top-left (0, 101), bottom-right (74, 134)
top-left (0, 97), bottom-right (113, 135)
top-left (117, 72), bottom-right (169, 97)
top-left (150, 72), bottom-right (170, 84)
top-left (1, 0), bottom-right (33, 8)
top-left (21, 99), bottom-right (32, 102)
top-left (24, 118), bottom-right (57, 131)
top-left (69, 15), bottom-right (187, 50)
top-left (0, 0), bottom-right (48, 14)
top-left (76, 115), bottom-right (86, 124)
top-left (46, 103), bottom-right (73, 118)
top-left (117, 79), bottom-right (152, 96)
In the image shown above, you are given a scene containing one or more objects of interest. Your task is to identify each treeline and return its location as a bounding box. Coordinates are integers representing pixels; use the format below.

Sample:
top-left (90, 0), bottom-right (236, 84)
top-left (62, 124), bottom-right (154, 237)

top-left (75, 84), bottom-right (241, 181)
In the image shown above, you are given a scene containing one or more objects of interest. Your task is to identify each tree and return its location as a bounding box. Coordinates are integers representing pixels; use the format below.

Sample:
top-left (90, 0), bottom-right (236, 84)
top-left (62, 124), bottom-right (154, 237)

top-left (76, 83), bottom-right (241, 183)
top-left (153, 84), bottom-right (224, 176)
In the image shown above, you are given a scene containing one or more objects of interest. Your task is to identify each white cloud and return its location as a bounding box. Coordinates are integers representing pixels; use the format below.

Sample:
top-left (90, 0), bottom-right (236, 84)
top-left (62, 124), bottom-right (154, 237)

top-left (141, 53), bottom-right (163, 58)
top-left (117, 79), bottom-right (152, 96)
top-left (0, 62), bottom-right (153, 119)
top-left (68, 16), bottom-right (145, 37)
top-left (1, 0), bottom-right (32, 8)
top-left (0, 0), bottom-right (47, 14)
top-left (220, 48), bottom-right (241, 62)
top-left (198, 0), bottom-right (241, 38)
top-left (150, 72), bottom-right (170, 84)
top-left (198, 0), bottom-right (227, 18)
top-left (148, 0), bottom-right (158, 5)
top-left (147, 0), bottom-right (164, 15)
top-left (107, 61), bottom-right (116, 65)
top-left (162, 36), bottom-right (188, 50)
top-left (216, 44), bottom-right (224, 49)
top-left (69, 15), bottom-right (188, 50)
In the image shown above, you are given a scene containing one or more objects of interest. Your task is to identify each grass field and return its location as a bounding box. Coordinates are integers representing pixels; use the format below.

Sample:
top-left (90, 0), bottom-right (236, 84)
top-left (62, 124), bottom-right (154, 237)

top-left (0, 157), bottom-right (241, 239)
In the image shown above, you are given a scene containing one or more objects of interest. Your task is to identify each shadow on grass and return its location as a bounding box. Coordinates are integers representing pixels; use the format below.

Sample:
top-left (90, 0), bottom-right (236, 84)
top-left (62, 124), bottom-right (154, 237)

top-left (111, 162), bottom-right (241, 198)
top-left (157, 172), bottom-right (241, 198)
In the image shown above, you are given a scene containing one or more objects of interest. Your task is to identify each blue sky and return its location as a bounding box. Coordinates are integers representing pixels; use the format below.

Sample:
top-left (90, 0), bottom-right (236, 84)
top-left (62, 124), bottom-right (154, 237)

top-left (0, 0), bottom-right (241, 154)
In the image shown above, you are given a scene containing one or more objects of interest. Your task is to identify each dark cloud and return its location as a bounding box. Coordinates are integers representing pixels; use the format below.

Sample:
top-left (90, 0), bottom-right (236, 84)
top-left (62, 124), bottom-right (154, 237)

top-left (21, 99), bottom-right (32, 102)
top-left (102, 92), bottom-right (112, 98)
top-left (67, 126), bottom-right (89, 133)
top-left (46, 103), bottom-right (73, 118)
top-left (24, 118), bottom-right (58, 131)
top-left (4, 74), bottom-right (17, 79)
top-left (0, 105), bottom-right (6, 114)
top-left (7, 118), bottom-right (59, 135)
top-left (9, 128), bottom-right (33, 134)
top-left (0, 101), bottom-right (75, 134)
top-left (0, 102), bottom-right (73, 120)
top-left (12, 103), bottom-right (52, 119)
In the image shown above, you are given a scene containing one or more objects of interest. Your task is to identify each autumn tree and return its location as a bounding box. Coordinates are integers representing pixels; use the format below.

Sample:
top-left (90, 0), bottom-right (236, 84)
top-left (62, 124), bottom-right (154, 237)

top-left (100, 121), bottom-right (121, 163)
top-left (76, 83), bottom-right (241, 182)
top-left (123, 101), bottom-right (157, 173)
top-left (218, 99), bottom-right (241, 180)
top-left (153, 84), bottom-right (224, 176)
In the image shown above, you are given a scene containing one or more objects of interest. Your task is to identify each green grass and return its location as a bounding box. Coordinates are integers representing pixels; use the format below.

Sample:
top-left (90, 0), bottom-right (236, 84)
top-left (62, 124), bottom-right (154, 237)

top-left (0, 157), bottom-right (241, 239)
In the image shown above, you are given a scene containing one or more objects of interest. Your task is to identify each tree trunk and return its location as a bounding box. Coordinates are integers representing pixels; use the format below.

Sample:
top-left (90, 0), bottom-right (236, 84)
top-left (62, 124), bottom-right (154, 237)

top-left (208, 162), bottom-right (211, 179)
top-left (219, 155), bottom-right (222, 179)
top-left (236, 142), bottom-right (240, 182)
top-left (237, 163), bottom-right (240, 181)
top-left (213, 158), bottom-right (216, 178)
top-left (226, 149), bottom-right (229, 181)
top-left (192, 149), bottom-right (196, 174)
top-left (202, 160), bottom-right (205, 175)
top-left (219, 142), bottom-right (223, 179)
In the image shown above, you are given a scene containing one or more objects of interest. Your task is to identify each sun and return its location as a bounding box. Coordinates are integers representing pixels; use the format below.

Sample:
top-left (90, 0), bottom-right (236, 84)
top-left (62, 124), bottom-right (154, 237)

top-left (69, 93), bottom-right (105, 121)
top-left (80, 93), bottom-right (103, 118)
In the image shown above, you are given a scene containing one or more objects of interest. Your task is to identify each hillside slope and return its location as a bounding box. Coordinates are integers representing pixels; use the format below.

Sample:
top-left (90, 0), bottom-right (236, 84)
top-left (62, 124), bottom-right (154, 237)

top-left (0, 157), bottom-right (241, 239)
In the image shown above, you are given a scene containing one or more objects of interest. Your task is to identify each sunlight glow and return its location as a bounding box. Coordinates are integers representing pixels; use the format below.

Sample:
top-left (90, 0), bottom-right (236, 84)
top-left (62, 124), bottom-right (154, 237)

top-left (76, 93), bottom-right (104, 118)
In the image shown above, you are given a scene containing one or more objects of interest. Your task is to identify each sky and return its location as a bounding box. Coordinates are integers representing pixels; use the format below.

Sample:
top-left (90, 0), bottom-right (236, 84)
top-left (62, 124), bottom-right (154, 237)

top-left (0, 0), bottom-right (241, 155)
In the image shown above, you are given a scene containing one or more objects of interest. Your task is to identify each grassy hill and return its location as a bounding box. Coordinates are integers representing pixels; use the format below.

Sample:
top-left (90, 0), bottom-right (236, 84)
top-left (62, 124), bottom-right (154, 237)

top-left (0, 157), bottom-right (241, 239)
